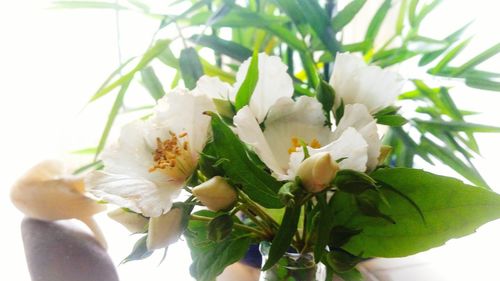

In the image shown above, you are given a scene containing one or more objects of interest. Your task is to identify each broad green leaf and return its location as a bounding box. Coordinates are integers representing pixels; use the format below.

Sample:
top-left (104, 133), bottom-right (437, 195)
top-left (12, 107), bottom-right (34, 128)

top-left (297, 0), bottom-right (340, 54)
top-left (332, 0), bottom-right (367, 31)
top-left (179, 47), bottom-right (204, 90)
top-left (190, 35), bottom-right (252, 62)
top-left (187, 210), bottom-right (251, 281)
top-left (364, 0), bottom-right (392, 52)
top-left (316, 80), bottom-right (335, 119)
top-left (234, 50), bottom-right (258, 110)
top-left (210, 114), bottom-right (283, 208)
top-left (452, 43), bottom-right (500, 76)
top-left (377, 115), bottom-right (408, 126)
top-left (140, 66), bottom-right (165, 101)
top-left (313, 196), bottom-right (336, 263)
top-left (262, 205), bottom-right (301, 270)
top-left (51, 1), bottom-right (128, 10)
top-left (95, 78), bottom-right (132, 159)
top-left (338, 168), bottom-right (500, 257)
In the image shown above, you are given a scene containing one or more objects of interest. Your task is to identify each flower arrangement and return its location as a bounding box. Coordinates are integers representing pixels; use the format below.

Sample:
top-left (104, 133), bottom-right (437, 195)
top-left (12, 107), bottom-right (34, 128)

top-left (14, 0), bottom-right (500, 280)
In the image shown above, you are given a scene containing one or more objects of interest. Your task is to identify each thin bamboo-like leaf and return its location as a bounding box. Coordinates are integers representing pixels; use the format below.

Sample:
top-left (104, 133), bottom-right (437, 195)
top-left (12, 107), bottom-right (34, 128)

top-left (466, 77), bottom-right (500, 92)
top-left (140, 67), bottom-right (165, 101)
top-left (332, 0), bottom-right (367, 31)
top-left (430, 38), bottom-right (471, 74)
top-left (179, 47), bottom-right (204, 90)
top-left (364, 0), bottom-right (392, 52)
top-left (452, 43), bottom-right (500, 76)
top-left (191, 35), bottom-right (252, 62)
top-left (415, 119), bottom-right (500, 133)
top-left (94, 78), bottom-right (132, 159)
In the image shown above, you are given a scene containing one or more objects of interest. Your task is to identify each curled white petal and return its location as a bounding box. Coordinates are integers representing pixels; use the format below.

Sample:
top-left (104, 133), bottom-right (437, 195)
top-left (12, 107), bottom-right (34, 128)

top-left (334, 104), bottom-right (381, 171)
top-left (234, 53), bottom-right (294, 123)
top-left (194, 75), bottom-right (234, 100)
top-left (330, 53), bottom-right (404, 113)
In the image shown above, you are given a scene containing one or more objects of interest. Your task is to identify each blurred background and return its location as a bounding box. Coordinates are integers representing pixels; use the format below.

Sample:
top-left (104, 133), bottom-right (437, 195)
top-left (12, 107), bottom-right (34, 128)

top-left (1, 0), bottom-right (500, 280)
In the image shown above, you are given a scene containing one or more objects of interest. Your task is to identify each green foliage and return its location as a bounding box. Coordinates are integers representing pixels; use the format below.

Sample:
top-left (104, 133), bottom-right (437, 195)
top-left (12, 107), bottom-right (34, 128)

top-left (121, 235), bottom-right (153, 264)
top-left (234, 50), bottom-right (258, 110)
top-left (334, 168), bottom-right (500, 257)
top-left (179, 47), bottom-right (204, 89)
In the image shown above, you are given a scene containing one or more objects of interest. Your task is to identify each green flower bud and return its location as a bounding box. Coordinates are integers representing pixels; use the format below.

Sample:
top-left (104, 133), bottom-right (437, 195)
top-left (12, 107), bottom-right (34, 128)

top-left (192, 176), bottom-right (237, 211)
top-left (297, 153), bottom-right (339, 193)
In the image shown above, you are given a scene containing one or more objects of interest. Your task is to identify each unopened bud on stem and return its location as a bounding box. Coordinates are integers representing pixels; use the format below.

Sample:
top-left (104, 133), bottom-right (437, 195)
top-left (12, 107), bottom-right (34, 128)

top-left (297, 152), bottom-right (339, 193)
top-left (192, 176), bottom-right (237, 211)
top-left (147, 207), bottom-right (184, 250)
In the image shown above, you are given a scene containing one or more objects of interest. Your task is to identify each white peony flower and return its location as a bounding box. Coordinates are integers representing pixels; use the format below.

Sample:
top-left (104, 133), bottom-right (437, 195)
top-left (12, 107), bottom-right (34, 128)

top-left (86, 88), bottom-right (215, 218)
top-left (234, 96), bottom-right (379, 182)
top-left (195, 53), bottom-right (294, 123)
top-left (329, 53), bottom-right (405, 113)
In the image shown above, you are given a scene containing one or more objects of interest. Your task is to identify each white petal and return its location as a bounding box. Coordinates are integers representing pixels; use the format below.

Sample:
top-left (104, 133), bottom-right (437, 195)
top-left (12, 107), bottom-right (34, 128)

top-left (288, 127), bottom-right (368, 176)
top-left (152, 88), bottom-right (215, 154)
top-left (234, 53), bottom-right (294, 123)
top-left (194, 75), bottom-right (234, 100)
top-left (263, 96), bottom-right (332, 175)
top-left (330, 53), bottom-right (404, 113)
top-left (86, 171), bottom-right (180, 217)
top-left (334, 104), bottom-right (381, 171)
top-left (233, 106), bottom-right (284, 176)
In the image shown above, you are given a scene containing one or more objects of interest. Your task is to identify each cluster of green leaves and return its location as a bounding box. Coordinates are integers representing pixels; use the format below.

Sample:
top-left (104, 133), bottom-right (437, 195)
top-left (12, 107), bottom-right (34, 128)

top-left (59, 0), bottom-right (500, 188)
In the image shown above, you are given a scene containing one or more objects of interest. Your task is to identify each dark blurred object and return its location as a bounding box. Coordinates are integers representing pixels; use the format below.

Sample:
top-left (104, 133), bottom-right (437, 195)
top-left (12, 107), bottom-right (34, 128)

top-left (21, 218), bottom-right (119, 281)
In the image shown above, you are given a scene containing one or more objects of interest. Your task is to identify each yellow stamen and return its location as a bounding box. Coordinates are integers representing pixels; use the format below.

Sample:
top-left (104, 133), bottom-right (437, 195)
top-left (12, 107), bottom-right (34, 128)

top-left (288, 137), bottom-right (322, 154)
top-left (149, 132), bottom-right (195, 180)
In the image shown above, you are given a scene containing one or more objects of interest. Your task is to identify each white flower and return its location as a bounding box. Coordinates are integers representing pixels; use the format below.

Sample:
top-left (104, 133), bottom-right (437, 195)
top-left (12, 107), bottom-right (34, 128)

top-left (195, 53), bottom-right (294, 123)
top-left (86, 88), bottom-right (215, 218)
top-left (330, 53), bottom-right (405, 113)
top-left (234, 96), bottom-right (378, 182)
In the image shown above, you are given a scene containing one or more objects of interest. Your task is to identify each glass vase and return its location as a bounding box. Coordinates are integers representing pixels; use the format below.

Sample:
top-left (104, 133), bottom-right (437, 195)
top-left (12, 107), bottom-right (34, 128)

top-left (259, 242), bottom-right (326, 281)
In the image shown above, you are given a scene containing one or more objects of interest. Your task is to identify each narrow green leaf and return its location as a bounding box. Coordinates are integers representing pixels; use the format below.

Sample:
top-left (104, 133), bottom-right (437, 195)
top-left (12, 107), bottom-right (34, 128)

top-left (395, 0), bottom-right (408, 34)
top-left (332, 0), bottom-right (367, 31)
top-left (339, 168), bottom-right (500, 257)
top-left (51, 1), bottom-right (128, 10)
top-left (190, 35), bottom-right (252, 62)
top-left (300, 52), bottom-right (319, 88)
top-left (413, 0), bottom-right (442, 27)
top-left (210, 114), bottom-right (283, 208)
top-left (453, 43), bottom-right (500, 76)
top-left (466, 77), bottom-right (500, 92)
top-left (430, 38), bottom-right (471, 74)
top-left (95, 78), bottom-right (132, 159)
top-left (140, 66), bottom-right (165, 101)
top-left (377, 115), bottom-right (408, 126)
top-left (297, 0), bottom-right (340, 54)
top-left (272, 0), bottom-right (306, 27)
top-left (408, 0), bottom-right (419, 27)
top-left (364, 0), bottom-right (392, 52)
top-left (234, 51), bottom-right (259, 110)
top-left (179, 47), bottom-right (204, 90)
top-left (90, 40), bottom-right (170, 102)
top-left (415, 119), bottom-right (500, 133)
top-left (262, 205), bottom-right (301, 270)
top-left (72, 160), bottom-right (103, 175)
top-left (159, 0), bottom-right (210, 29)
top-left (313, 196), bottom-right (336, 262)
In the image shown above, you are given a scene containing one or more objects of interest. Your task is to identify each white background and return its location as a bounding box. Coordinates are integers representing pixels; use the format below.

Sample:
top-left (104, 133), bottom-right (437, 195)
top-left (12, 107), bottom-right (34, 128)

top-left (1, 1), bottom-right (500, 280)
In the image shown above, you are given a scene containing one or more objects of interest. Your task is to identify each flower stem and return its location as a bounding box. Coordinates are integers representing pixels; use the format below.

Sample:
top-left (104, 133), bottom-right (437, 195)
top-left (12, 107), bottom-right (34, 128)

top-left (190, 214), bottom-right (269, 239)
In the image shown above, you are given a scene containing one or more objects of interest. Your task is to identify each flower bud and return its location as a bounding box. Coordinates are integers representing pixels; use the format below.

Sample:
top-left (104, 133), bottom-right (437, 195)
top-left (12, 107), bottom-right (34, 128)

top-left (192, 176), bottom-right (237, 211)
top-left (297, 152), bottom-right (339, 193)
top-left (108, 208), bottom-right (148, 233)
top-left (147, 207), bottom-right (184, 250)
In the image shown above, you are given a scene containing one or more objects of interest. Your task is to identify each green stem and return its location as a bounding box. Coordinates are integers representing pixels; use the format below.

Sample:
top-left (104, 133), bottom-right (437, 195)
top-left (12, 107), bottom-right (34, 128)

top-left (190, 214), bottom-right (268, 238)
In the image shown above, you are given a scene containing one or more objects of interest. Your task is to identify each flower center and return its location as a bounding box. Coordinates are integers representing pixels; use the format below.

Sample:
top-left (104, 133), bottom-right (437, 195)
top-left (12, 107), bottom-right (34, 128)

top-left (288, 137), bottom-right (321, 154)
top-left (149, 131), bottom-right (196, 180)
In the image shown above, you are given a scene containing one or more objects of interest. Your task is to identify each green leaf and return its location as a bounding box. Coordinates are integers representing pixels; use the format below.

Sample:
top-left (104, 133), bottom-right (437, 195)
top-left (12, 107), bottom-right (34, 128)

top-left (262, 205), bottom-right (301, 270)
top-left (364, 0), bottom-right (392, 52)
top-left (339, 168), bottom-right (500, 257)
top-left (414, 119), bottom-right (500, 133)
top-left (297, 0), bottom-right (340, 54)
top-left (179, 47), bottom-right (204, 90)
top-left (94, 78), bottom-right (132, 159)
top-left (51, 1), bottom-right (128, 10)
top-left (234, 50), bottom-right (259, 110)
top-left (121, 235), bottom-right (153, 264)
top-left (210, 114), bottom-right (283, 208)
top-left (332, 0), bottom-right (367, 31)
top-left (430, 38), bottom-right (471, 74)
top-left (72, 160), bottom-right (103, 175)
top-left (272, 0), bottom-right (306, 28)
top-left (140, 66), bottom-right (165, 101)
top-left (90, 39), bottom-right (170, 102)
top-left (187, 211), bottom-right (251, 281)
top-left (313, 196), bottom-right (336, 262)
top-left (377, 115), bottom-right (408, 126)
top-left (191, 35), bottom-right (252, 62)
top-left (208, 214), bottom-right (234, 242)
top-left (452, 43), bottom-right (500, 76)
top-left (316, 80), bottom-right (335, 124)
top-left (466, 77), bottom-right (500, 92)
